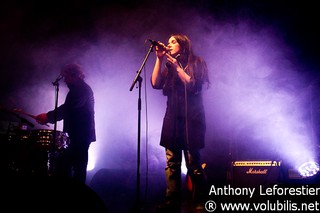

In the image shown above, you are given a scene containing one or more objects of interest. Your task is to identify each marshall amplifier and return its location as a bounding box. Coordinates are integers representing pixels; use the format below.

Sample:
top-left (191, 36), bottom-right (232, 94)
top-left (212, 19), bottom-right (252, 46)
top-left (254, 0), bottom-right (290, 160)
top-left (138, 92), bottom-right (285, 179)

top-left (231, 161), bottom-right (282, 188)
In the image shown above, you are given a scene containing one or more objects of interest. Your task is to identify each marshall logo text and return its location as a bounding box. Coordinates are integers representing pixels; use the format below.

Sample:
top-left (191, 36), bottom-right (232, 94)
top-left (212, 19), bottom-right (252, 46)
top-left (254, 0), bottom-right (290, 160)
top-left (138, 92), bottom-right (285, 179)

top-left (246, 168), bottom-right (268, 174)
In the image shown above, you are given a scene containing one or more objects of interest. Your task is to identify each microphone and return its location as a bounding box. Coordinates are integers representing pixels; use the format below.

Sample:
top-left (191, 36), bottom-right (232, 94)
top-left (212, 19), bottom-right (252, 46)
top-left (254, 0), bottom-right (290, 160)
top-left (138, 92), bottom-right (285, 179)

top-left (52, 74), bottom-right (64, 85)
top-left (149, 39), bottom-right (169, 52)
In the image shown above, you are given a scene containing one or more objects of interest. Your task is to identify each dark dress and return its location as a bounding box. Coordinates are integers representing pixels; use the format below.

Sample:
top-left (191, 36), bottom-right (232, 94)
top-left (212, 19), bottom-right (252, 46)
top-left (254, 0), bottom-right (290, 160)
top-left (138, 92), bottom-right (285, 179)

top-left (154, 60), bottom-right (206, 150)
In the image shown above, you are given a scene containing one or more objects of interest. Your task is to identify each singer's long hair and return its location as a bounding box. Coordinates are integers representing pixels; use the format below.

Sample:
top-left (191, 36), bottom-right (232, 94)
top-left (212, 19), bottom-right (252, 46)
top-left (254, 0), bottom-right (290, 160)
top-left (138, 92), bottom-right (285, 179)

top-left (171, 33), bottom-right (210, 89)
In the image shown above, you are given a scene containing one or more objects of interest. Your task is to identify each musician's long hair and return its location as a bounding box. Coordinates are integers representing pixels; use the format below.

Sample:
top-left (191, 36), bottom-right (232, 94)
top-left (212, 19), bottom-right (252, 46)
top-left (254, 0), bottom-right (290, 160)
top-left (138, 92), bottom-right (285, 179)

top-left (171, 33), bottom-right (210, 89)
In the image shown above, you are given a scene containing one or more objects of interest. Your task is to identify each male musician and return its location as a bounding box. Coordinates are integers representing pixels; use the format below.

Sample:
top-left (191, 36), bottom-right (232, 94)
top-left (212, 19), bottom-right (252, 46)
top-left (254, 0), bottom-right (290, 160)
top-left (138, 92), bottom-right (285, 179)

top-left (36, 63), bottom-right (96, 184)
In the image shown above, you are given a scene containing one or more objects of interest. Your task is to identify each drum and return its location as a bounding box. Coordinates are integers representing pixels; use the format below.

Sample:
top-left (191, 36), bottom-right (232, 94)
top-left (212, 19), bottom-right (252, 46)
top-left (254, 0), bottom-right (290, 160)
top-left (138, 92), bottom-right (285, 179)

top-left (30, 129), bottom-right (70, 150)
top-left (6, 129), bottom-right (30, 144)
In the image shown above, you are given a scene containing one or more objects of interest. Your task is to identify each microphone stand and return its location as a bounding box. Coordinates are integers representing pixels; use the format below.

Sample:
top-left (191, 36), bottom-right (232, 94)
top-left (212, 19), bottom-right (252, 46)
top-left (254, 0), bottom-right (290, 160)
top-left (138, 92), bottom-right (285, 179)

top-left (48, 77), bottom-right (61, 176)
top-left (129, 42), bottom-right (155, 212)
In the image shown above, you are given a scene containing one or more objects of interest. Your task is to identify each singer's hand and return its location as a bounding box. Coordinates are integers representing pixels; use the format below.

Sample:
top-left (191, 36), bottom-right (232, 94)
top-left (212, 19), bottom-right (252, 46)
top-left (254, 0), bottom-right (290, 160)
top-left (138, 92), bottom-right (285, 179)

top-left (166, 53), bottom-right (180, 69)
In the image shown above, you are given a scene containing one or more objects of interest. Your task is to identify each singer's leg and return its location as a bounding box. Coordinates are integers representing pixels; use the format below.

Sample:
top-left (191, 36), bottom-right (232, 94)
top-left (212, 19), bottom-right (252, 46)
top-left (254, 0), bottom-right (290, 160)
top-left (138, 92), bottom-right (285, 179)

top-left (157, 148), bottom-right (182, 212)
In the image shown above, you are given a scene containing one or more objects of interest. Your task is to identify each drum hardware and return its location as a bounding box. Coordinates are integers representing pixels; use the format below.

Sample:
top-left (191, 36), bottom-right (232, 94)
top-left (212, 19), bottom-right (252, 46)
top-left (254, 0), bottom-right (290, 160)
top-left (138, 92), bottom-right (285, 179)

top-left (5, 128), bottom-right (70, 177)
top-left (30, 129), bottom-right (70, 150)
top-left (1, 107), bottom-right (69, 177)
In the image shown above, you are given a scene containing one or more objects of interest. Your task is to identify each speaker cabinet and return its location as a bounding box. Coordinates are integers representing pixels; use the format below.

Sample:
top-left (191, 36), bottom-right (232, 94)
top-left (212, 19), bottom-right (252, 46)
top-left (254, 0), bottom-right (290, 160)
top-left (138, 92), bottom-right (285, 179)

top-left (231, 161), bottom-right (281, 188)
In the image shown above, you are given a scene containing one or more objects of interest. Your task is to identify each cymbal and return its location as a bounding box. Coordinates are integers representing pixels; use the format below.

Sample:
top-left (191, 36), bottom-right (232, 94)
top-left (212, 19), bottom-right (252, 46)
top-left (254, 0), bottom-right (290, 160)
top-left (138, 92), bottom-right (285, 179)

top-left (0, 106), bottom-right (34, 127)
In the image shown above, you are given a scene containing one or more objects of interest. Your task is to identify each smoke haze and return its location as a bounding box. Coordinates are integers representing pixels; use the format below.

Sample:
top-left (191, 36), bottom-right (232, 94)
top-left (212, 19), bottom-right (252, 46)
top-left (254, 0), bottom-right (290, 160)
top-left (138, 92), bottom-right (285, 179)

top-left (1, 0), bottom-right (319, 183)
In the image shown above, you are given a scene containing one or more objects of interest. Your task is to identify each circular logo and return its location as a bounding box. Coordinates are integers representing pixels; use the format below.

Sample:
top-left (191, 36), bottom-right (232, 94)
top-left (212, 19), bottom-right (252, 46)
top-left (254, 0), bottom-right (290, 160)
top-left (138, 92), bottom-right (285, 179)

top-left (205, 200), bottom-right (217, 212)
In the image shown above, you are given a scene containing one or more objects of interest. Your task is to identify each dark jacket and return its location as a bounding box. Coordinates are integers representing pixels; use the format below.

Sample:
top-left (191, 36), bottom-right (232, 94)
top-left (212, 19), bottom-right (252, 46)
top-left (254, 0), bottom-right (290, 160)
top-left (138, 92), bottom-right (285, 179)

top-left (47, 80), bottom-right (96, 145)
